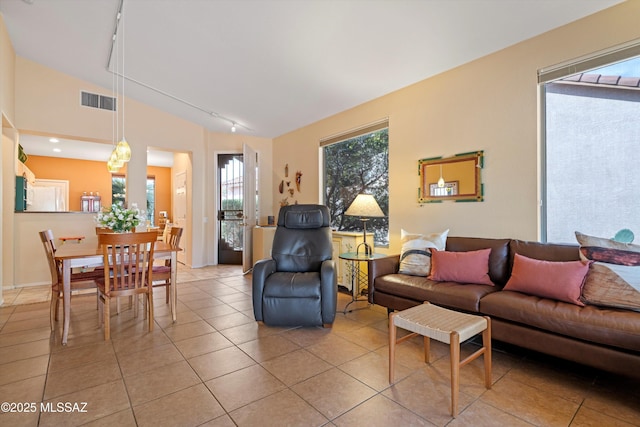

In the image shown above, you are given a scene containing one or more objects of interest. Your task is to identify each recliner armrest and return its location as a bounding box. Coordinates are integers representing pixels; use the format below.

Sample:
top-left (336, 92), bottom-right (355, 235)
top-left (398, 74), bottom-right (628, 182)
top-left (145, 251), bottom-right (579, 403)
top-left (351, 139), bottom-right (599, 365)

top-left (320, 259), bottom-right (337, 325)
top-left (252, 258), bottom-right (276, 321)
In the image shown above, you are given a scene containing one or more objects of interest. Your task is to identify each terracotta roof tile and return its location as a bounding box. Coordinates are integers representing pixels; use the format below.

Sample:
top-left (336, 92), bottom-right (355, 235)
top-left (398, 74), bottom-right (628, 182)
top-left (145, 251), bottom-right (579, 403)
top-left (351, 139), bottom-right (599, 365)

top-left (619, 76), bottom-right (640, 87)
top-left (563, 74), bottom-right (582, 82)
top-left (558, 73), bottom-right (640, 90)
top-left (598, 75), bottom-right (621, 85)
top-left (581, 74), bottom-right (601, 84)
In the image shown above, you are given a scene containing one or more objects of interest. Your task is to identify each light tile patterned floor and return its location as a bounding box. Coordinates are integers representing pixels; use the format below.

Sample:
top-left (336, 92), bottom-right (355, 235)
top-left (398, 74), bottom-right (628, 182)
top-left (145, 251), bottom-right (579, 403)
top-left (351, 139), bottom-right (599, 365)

top-left (1, 264), bottom-right (639, 426)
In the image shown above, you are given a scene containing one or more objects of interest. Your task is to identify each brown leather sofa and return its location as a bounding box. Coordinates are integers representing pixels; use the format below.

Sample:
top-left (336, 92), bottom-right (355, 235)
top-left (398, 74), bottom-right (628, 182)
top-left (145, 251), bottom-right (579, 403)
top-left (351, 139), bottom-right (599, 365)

top-left (368, 237), bottom-right (640, 378)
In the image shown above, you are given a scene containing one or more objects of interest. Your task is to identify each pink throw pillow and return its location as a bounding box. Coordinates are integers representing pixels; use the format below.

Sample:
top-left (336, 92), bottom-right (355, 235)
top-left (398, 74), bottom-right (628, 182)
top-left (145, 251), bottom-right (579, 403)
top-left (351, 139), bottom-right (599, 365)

top-left (504, 253), bottom-right (591, 306)
top-left (428, 249), bottom-right (494, 286)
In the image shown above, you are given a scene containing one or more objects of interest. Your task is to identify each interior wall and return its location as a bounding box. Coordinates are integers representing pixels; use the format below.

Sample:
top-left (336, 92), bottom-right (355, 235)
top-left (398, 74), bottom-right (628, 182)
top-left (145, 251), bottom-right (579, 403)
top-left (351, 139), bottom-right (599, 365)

top-left (147, 165), bottom-right (171, 226)
top-left (272, 1), bottom-right (640, 254)
top-left (0, 15), bottom-right (16, 298)
top-left (13, 57), bottom-right (209, 268)
top-left (205, 132), bottom-right (273, 266)
top-left (26, 155), bottom-right (114, 211)
top-left (0, 15), bottom-right (15, 122)
top-left (25, 155), bottom-right (171, 218)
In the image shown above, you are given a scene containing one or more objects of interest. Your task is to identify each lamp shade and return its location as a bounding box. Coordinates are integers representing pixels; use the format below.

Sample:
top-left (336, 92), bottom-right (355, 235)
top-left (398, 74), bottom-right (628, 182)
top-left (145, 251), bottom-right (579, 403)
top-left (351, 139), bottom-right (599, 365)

top-left (345, 194), bottom-right (384, 218)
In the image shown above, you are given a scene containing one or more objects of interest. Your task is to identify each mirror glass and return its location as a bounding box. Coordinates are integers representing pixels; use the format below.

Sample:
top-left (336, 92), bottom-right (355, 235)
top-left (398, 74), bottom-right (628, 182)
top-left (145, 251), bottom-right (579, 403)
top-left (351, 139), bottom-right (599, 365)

top-left (418, 151), bottom-right (483, 203)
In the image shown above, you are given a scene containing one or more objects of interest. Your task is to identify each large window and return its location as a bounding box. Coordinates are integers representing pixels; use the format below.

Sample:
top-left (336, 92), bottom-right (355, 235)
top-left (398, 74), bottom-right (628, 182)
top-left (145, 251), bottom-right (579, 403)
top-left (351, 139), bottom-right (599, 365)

top-left (322, 122), bottom-right (389, 246)
top-left (111, 175), bottom-right (156, 226)
top-left (541, 48), bottom-right (640, 243)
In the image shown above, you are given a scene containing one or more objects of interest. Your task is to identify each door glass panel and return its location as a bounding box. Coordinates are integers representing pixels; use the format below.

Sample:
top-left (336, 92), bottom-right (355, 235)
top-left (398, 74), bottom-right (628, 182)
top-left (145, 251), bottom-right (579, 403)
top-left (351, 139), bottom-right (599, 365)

top-left (218, 154), bottom-right (244, 264)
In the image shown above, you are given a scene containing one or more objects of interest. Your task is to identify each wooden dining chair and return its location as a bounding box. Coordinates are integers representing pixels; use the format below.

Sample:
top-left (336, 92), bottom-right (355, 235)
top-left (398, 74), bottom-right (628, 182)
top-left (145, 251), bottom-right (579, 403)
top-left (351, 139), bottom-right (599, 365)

top-left (97, 231), bottom-right (157, 340)
top-left (152, 226), bottom-right (183, 304)
top-left (39, 230), bottom-right (100, 331)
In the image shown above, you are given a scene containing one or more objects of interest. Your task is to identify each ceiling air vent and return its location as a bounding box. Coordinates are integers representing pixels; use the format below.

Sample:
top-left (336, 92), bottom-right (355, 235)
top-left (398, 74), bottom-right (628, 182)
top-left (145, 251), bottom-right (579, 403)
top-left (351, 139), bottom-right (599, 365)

top-left (80, 91), bottom-right (116, 111)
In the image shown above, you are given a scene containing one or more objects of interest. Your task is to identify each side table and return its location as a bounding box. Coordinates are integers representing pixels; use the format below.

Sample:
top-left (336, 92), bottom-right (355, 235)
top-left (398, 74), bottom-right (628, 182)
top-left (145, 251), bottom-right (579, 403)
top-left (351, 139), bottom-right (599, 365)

top-left (338, 252), bottom-right (385, 313)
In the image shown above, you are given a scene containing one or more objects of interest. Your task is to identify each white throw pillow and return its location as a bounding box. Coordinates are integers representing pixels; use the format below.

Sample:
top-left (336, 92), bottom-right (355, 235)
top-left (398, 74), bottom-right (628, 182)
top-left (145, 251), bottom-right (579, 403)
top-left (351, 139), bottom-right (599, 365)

top-left (398, 229), bottom-right (449, 276)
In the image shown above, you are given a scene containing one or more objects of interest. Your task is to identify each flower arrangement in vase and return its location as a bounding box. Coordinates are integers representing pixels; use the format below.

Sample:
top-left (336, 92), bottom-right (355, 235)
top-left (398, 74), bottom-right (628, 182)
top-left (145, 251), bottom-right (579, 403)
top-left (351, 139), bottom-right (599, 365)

top-left (96, 202), bottom-right (146, 233)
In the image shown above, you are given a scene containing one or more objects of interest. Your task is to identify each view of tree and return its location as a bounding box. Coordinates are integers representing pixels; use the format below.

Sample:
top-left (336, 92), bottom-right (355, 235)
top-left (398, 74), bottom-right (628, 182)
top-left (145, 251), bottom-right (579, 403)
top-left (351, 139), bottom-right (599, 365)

top-left (111, 176), bottom-right (156, 226)
top-left (324, 129), bottom-right (389, 245)
top-left (112, 176), bottom-right (126, 206)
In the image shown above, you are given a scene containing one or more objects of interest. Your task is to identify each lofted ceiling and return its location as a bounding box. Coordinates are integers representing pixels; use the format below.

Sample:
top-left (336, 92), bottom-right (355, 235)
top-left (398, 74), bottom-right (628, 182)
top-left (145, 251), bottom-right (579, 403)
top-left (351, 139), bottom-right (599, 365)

top-left (1, 0), bottom-right (623, 145)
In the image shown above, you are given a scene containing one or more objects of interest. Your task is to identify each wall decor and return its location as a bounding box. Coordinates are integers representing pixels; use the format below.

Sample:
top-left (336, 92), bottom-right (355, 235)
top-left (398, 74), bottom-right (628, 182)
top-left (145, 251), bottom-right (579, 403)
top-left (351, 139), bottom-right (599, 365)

top-left (295, 171), bottom-right (302, 192)
top-left (418, 151), bottom-right (484, 203)
top-left (278, 164), bottom-right (302, 205)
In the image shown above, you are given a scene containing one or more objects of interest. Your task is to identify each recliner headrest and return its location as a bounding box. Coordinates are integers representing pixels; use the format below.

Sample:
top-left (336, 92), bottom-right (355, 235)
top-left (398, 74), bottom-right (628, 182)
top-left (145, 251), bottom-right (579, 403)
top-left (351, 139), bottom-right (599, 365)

top-left (284, 209), bottom-right (323, 229)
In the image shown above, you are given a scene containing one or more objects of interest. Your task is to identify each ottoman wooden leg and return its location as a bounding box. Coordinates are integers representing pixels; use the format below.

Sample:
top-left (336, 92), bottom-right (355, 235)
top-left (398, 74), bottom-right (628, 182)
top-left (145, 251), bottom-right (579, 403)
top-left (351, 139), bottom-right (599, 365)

top-left (423, 335), bottom-right (431, 364)
top-left (450, 331), bottom-right (460, 418)
top-left (483, 316), bottom-right (492, 389)
top-left (389, 312), bottom-right (397, 383)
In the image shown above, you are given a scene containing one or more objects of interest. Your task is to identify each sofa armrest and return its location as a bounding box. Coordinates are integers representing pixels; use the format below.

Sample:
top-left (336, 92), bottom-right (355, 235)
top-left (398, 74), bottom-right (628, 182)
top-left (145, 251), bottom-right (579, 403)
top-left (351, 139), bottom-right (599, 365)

top-left (367, 255), bottom-right (400, 302)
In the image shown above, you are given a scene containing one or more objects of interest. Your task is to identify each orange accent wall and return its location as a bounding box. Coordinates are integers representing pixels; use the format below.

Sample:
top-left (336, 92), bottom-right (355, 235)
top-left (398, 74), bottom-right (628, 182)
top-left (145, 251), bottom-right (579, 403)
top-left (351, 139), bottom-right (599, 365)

top-left (26, 155), bottom-right (171, 223)
top-left (148, 165), bottom-right (171, 226)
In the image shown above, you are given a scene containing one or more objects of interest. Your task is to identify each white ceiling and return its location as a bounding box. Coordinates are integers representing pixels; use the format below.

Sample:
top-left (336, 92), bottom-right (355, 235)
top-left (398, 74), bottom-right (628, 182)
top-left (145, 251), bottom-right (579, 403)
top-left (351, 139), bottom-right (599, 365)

top-left (1, 0), bottom-right (623, 143)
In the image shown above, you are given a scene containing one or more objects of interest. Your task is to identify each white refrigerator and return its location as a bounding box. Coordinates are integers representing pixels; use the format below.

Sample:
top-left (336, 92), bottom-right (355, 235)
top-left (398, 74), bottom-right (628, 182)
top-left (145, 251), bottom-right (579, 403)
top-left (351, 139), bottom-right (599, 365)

top-left (26, 181), bottom-right (68, 212)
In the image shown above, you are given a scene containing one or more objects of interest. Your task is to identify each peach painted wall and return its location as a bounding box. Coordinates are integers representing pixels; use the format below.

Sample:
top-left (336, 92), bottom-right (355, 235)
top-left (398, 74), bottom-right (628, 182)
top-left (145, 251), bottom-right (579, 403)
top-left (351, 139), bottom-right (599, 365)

top-left (272, 1), bottom-right (640, 254)
top-left (0, 17), bottom-right (15, 123)
top-left (13, 57), bottom-right (206, 269)
top-left (148, 165), bottom-right (172, 226)
top-left (13, 57), bottom-right (273, 272)
top-left (1, 15), bottom-right (16, 295)
top-left (26, 155), bottom-right (114, 211)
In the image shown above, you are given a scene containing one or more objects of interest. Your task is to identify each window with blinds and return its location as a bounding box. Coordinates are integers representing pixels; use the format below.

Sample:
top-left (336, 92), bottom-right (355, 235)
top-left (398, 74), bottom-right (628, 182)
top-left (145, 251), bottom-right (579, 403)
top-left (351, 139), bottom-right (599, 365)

top-left (540, 41), bottom-right (640, 243)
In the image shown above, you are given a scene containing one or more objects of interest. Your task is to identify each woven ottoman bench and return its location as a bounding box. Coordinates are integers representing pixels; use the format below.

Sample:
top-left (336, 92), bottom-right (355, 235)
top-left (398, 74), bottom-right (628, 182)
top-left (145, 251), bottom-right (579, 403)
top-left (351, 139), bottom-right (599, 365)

top-left (389, 302), bottom-right (492, 417)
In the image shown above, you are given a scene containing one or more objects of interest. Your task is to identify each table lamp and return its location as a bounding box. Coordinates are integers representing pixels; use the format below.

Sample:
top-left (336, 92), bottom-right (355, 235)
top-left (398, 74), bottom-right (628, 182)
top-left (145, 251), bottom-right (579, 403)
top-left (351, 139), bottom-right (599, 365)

top-left (345, 193), bottom-right (385, 256)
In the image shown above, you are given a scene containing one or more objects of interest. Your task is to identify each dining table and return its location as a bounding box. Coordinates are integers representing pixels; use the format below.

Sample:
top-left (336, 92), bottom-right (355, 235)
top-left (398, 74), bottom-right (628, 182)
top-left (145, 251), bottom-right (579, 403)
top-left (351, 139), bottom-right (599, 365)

top-left (54, 240), bottom-right (181, 345)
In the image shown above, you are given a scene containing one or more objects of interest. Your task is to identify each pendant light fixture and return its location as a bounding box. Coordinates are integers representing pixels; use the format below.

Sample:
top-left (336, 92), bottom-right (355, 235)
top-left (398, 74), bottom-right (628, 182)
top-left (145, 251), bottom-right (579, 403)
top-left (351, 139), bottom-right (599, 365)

top-left (116, 1), bottom-right (131, 163)
top-left (438, 164), bottom-right (445, 188)
top-left (107, 13), bottom-right (122, 173)
top-left (106, 0), bottom-right (131, 172)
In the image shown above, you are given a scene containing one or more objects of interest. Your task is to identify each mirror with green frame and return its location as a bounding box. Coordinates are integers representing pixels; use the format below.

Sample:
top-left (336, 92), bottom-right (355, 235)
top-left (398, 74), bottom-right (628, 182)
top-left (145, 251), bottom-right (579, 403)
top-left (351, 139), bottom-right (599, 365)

top-left (418, 151), bottom-right (484, 203)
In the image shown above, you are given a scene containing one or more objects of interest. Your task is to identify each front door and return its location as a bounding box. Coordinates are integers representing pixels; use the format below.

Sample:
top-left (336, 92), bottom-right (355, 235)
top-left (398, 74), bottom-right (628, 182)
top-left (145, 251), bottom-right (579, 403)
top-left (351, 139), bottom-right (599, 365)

top-left (217, 154), bottom-right (243, 264)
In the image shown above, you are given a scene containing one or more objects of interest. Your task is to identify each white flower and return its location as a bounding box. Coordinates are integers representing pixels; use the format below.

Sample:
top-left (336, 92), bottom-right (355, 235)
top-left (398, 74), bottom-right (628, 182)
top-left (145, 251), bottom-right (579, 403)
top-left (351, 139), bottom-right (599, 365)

top-left (95, 202), bottom-right (146, 232)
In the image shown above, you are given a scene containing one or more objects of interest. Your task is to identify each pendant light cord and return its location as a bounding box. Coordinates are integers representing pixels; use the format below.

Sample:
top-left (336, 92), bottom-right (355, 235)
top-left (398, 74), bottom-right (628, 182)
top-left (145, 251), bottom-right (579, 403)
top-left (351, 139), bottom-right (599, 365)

top-left (121, 3), bottom-right (125, 140)
top-left (104, 0), bottom-right (251, 132)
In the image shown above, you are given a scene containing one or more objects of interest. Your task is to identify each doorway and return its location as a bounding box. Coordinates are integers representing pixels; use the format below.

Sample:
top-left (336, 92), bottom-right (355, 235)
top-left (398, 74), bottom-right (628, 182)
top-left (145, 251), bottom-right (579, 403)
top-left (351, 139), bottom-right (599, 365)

top-left (217, 154), bottom-right (244, 264)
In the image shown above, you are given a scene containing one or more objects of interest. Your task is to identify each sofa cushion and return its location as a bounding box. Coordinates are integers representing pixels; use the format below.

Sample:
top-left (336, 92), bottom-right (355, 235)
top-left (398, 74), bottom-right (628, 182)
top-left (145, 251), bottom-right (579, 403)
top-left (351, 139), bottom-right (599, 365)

top-left (509, 239), bottom-right (580, 263)
top-left (264, 272), bottom-right (322, 298)
top-left (503, 254), bottom-right (590, 306)
top-left (480, 290), bottom-right (640, 352)
top-left (428, 249), bottom-right (493, 286)
top-left (576, 231), bottom-right (640, 311)
top-left (445, 237), bottom-right (511, 286)
top-left (373, 273), bottom-right (497, 312)
top-left (398, 229), bottom-right (448, 276)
